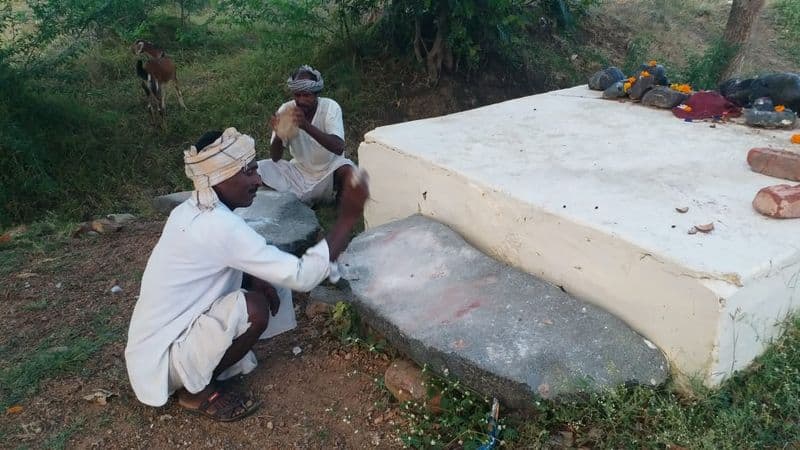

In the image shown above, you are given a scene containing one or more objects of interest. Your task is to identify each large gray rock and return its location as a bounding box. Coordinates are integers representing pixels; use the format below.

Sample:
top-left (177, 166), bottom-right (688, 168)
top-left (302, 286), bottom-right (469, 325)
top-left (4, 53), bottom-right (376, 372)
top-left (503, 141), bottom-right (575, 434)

top-left (602, 81), bottom-right (626, 99)
top-left (642, 86), bottom-right (689, 109)
top-left (588, 67), bottom-right (625, 91)
top-left (744, 108), bottom-right (797, 129)
top-left (152, 191), bottom-right (192, 215)
top-left (339, 215), bottom-right (668, 408)
top-left (235, 190), bottom-right (320, 256)
top-left (152, 190), bottom-right (320, 256)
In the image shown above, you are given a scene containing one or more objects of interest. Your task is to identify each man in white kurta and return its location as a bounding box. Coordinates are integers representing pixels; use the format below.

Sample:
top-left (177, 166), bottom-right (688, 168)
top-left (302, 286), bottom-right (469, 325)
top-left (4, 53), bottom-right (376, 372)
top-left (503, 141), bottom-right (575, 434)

top-left (258, 65), bottom-right (357, 204)
top-left (125, 127), bottom-right (368, 421)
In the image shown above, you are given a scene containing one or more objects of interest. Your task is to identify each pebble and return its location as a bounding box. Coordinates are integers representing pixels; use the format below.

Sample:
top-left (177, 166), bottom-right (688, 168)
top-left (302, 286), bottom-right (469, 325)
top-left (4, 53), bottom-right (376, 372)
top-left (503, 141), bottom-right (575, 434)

top-left (111, 285), bottom-right (123, 294)
top-left (292, 346), bottom-right (302, 356)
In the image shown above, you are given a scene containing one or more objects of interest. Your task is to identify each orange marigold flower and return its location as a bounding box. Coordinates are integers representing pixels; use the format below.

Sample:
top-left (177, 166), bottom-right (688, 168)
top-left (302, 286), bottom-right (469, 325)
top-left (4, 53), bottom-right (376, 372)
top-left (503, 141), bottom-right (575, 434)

top-left (623, 81), bottom-right (632, 92)
top-left (792, 134), bottom-right (800, 144)
top-left (677, 104), bottom-right (693, 112)
top-left (627, 76), bottom-right (637, 83)
top-left (648, 60), bottom-right (657, 67)
top-left (775, 105), bottom-right (786, 112)
top-left (670, 83), bottom-right (692, 94)
top-left (641, 70), bottom-right (651, 77)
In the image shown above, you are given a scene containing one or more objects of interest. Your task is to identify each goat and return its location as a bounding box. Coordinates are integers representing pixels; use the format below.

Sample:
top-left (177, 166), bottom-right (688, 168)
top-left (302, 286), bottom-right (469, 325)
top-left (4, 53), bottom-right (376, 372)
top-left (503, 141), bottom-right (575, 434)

top-left (131, 40), bottom-right (186, 122)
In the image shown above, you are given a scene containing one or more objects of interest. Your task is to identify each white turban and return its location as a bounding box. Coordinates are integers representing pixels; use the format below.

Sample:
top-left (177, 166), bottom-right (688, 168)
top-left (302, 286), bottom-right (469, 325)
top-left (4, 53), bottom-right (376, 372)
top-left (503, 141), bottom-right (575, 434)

top-left (287, 65), bottom-right (324, 93)
top-left (184, 127), bottom-right (256, 210)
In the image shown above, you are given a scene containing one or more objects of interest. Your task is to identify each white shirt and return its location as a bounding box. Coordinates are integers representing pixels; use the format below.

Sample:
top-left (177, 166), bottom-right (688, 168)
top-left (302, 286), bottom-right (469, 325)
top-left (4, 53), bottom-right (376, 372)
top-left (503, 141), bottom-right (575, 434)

top-left (271, 97), bottom-right (346, 175)
top-left (125, 197), bottom-right (331, 406)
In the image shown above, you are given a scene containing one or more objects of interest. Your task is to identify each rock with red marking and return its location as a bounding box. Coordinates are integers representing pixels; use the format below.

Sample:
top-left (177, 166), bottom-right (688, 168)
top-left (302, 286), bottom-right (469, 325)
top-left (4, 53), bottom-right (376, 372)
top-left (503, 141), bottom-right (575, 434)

top-left (747, 147), bottom-right (800, 182)
top-left (339, 215), bottom-right (668, 407)
top-left (753, 184), bottom-right (800, 218)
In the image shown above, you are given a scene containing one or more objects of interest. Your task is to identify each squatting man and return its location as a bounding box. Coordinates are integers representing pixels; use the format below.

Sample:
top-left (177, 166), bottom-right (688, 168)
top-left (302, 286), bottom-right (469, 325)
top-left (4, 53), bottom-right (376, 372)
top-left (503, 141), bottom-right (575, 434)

top-left (125, 127), bottom-right (369, 421)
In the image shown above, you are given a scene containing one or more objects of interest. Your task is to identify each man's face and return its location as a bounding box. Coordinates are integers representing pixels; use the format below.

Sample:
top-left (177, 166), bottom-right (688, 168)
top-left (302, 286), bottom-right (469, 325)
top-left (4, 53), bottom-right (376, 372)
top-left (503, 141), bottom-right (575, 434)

top-left (214, 160), bottom-right (261, 209)
top-left (293, 90), bottom-right (317, 115)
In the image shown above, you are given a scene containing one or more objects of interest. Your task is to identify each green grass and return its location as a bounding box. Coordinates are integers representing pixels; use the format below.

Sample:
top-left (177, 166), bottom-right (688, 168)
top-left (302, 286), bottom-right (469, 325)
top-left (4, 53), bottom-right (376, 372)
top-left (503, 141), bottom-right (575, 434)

top-left (389, 316), bottom-right (800, 449)
top-left (0, 308), bottom-right (123, 409)
top-left (772, 0), bottom-right (800, 66)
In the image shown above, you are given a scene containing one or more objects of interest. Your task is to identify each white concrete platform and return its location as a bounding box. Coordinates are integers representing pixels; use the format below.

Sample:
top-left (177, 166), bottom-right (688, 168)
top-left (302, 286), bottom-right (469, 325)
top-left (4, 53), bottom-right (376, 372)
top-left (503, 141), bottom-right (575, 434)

top-left (357, 85), bottom-right (800, 385)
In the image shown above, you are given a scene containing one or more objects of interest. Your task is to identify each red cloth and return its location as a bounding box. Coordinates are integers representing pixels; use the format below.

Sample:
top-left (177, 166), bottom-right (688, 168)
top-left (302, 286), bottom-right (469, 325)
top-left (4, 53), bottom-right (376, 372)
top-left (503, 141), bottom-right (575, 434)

top-left (672, 91), bottom-right (742, 120)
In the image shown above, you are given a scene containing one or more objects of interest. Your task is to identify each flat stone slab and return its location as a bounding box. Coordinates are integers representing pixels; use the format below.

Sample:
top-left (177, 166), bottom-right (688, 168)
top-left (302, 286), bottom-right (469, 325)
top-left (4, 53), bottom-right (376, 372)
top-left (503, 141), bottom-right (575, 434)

top-left (358, 85), bottom-right (800, 385)
top-left (152, 191), bottom-right (192, 215)
top-left (339, 215), bottom-right (668, 407)
top-left (153, 190), bottom-right (319, 256)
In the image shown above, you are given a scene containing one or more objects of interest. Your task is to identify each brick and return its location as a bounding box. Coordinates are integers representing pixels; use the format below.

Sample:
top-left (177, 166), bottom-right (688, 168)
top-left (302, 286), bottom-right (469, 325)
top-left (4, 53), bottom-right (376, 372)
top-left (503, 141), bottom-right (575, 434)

top-left (752, 184), bottom-right (800, 218)
top-left (747, 147), bottom-right (800, 182)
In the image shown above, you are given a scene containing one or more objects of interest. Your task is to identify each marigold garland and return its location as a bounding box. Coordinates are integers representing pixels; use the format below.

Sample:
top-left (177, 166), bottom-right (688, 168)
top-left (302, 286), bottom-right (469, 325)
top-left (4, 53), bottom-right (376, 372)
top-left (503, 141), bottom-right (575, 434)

top-left (677, 104), bottom-right (693, 112)
top-left (648, 60), bottom-right (657, 67)
top-left (640, 70), bottom-right (651, 77)
top-left (775, 105), bottom-right (786, 112)
top-left (792, 134), bottom-right (800, 144)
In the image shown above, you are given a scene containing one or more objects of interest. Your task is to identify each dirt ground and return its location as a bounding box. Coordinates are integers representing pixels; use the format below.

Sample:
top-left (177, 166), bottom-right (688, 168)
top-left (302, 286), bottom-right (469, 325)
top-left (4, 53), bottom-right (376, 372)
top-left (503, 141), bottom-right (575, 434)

top-left (0, 221), bottom-right (409, 449)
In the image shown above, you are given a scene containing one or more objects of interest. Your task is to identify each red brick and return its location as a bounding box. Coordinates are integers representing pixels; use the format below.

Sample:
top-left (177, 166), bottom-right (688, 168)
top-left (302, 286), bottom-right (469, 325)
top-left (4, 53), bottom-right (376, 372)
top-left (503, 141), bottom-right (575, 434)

top-left (752, 184), bottom-right (800, 218)
top-left (747, 147), bottom-right (800, 181)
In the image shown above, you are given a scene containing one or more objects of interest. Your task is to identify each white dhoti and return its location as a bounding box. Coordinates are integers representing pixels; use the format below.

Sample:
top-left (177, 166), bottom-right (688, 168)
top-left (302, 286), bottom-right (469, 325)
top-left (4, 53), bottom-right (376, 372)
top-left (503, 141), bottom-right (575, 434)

top-left (258, 158), bottom-right (354, 204)
top-left (167, 285), bottom-right (296, 394)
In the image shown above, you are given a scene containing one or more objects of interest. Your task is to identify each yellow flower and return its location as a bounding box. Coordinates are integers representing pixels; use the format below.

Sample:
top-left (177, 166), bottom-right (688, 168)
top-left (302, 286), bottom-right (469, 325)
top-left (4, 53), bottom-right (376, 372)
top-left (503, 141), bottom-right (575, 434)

top-left (648, 60), bottom-right (657, 67)
top-left (627, 76), bottom-right (637, 84)
top-left (641, 70), bottom-right (651, 77)
top-left (670, 83), bottom-right (692, 94)
top-left (623, 81), bottom-right (632, 92)
top-left (775, 105), bottom-right (786, 112)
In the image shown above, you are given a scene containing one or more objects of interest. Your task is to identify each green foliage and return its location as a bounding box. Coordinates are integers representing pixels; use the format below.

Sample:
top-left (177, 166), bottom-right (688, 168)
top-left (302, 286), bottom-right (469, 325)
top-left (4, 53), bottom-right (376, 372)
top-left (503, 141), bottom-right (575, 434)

top-left (400, 368), bottom-right (515, 449)
top-left (0, 309), bottom-right (123, 408)
top-left (680, 38), bottom-right (738, 89)
top-left (773, 0), bottom-right (800, 64)
top-left (516, 315), bottom-right (800, 448)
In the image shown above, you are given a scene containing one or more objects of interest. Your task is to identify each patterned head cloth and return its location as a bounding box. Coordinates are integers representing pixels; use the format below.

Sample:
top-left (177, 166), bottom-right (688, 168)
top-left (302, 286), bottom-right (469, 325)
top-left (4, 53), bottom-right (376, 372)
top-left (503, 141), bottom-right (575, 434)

top-left (184, 127), bottom-right (256, 210)
top-left (287, 65), bottom-right (324, 93)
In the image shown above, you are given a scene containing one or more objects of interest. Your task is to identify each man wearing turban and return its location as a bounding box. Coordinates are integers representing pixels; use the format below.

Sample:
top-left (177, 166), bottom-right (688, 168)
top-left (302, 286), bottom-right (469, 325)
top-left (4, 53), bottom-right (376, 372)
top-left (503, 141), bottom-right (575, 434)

top-left (125, 128), bottom-right (368, 421)
top-left (258, 64), bottom-right (358, 204)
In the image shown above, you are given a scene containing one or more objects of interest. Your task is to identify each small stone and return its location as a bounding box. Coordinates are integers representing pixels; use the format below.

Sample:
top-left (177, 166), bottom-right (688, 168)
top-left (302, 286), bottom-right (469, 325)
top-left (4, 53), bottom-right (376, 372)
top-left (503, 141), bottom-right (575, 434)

top-left (292, 346), bottom-right (302, 356)
top-left (91, 218), bottom-right (122, 234)
top-left (628, 75), bottom-right (656, 101)
top-left (588, 67), bottom-right (625, 91)
top-left (747, 147), bottom-right (800, 182)
top-left (86, 231), bottom-right (100, 237)
top-left (107, 213), bottom-right (136, 224)
top-left (694, 223), bottom-right (714, 233)
top-left (305, 301), bottom-right (333, 319)
top-left (642, 86), bottom-right (689, 109)
top-left (753, 184), bottom-right (800, 218)
top-left (158, 414), bottom-right (173, 421)
top-left (384, 360), bottom-right (442, 413)
top-left (602, 81), bottom-right (626, 99)
top-left (55, 282), bottom-right (63, 289)
top-left (675, 206), bottom-right (689, 213)
top-left (111, 285), bottom-right (123, 294)
top-left (266, 421), bottom-right (273, 430)
top-left (744, 108), bottom-right (797, 129)
top-left (687, 227), bottom-right (698, 235)
top-left (752, 96), bottom-right (774, 111)
top-left (344, 353), bottom-right (352, 360)
top-left (0, 225), bottom-right (27, 244)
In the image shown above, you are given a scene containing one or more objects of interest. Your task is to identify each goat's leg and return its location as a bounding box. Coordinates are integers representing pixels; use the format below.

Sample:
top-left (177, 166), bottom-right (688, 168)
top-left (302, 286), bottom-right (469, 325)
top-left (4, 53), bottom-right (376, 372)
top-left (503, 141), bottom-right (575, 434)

top-left (173, 76), bottom-right (187, 109)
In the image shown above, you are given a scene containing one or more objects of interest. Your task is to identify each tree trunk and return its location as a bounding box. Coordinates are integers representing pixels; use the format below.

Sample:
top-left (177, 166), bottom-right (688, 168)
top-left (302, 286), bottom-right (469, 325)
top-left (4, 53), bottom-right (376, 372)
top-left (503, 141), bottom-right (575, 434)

top-left (718, 0), bottom-right (765, 82)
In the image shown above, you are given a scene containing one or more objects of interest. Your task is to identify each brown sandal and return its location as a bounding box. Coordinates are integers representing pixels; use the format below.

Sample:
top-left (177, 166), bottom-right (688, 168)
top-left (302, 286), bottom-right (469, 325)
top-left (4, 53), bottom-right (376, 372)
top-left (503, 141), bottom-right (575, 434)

top-left (186, 389), bottom-right (261, 422)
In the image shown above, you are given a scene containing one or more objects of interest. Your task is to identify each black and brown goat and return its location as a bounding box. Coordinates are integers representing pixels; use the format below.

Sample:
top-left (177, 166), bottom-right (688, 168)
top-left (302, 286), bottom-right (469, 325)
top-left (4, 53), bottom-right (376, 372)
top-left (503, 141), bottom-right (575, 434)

top-left (131, 40), bottom-right (186, 121)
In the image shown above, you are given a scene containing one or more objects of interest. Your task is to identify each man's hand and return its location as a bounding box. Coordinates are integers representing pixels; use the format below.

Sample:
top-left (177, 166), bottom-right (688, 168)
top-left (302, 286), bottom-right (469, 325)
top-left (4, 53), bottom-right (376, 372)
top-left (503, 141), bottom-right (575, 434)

top-left (268, 114), bottom-right (279, 131)
top-left (291, 107), bottom-right (309, 130)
